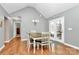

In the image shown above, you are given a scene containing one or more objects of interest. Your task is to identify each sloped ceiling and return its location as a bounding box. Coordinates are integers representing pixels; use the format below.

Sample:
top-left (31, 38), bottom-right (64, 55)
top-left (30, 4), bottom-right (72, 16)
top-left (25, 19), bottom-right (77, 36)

top-left (0, 3), bottom-right (36, 14)
top-left (0, 3), bottom-right (79, 18)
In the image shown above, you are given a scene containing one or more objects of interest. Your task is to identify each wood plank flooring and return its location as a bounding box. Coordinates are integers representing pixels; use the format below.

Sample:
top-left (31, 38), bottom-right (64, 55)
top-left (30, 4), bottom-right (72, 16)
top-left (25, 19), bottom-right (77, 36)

top-left (0, 37), bottom-right (79, 55)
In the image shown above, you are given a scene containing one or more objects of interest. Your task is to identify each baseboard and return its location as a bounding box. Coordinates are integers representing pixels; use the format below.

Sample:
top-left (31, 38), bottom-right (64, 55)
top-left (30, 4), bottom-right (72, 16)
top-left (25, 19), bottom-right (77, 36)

top-left (0, 44), bottom-right (5, 51)
top-left (4, 39), bottom-right (12, 43)
top-left (54, 39), bottom-right (79, 50)
top-left (64, 42), bottom-right (79, 50)
top-left (21, 39), bottom-right (28, 41)
top-left (4, 36), bottom-right (15, 43)
top-left (4, 37), bottom-right (28, 42)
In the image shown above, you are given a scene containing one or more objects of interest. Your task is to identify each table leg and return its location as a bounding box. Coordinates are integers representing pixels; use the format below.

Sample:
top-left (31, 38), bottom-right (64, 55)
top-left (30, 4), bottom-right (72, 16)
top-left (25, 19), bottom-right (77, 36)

top-left (48, 43), bottom-right (51, 54)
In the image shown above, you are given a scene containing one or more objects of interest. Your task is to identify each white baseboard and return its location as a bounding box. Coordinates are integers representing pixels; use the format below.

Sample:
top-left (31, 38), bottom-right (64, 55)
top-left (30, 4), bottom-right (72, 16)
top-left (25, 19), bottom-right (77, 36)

top-left (4, 36), bottom-right (15, 43)
top-left (4, 40), bottom-right (11, 43)
top-left (54, 39), bottom-right (79, 50)
top-left (0, 44), bottom-right (5, 51)
top-left (4, 37), bottom-right (28, 42)
top-left (21, 39), bottom-right (28, 41)
top-left (64, 42), bottom-right (79, 50)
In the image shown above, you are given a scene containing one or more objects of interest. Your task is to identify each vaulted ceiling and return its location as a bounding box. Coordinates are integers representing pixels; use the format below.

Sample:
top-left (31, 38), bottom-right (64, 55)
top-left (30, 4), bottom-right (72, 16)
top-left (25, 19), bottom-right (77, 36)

top-left (0, 3), bottom-right (79, 18)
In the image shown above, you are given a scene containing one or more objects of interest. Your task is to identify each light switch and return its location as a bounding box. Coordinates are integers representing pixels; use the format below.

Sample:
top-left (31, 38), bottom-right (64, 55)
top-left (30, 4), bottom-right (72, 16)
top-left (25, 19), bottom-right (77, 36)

top-left (68, 28), bottom-right (72, 31)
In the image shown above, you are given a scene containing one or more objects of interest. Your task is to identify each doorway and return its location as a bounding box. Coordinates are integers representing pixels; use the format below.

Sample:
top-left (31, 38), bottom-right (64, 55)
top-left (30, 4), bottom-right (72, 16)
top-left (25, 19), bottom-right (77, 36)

top-left (13, 19), bottom-right (21, 37)
top-left (49, 16), bottom-right (65, 42)
top-left (16, 23), bottom-right (21, 36)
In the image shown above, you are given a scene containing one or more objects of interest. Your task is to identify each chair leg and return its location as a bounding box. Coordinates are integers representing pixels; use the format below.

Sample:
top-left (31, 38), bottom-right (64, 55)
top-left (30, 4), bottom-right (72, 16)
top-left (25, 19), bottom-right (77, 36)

top-left (33, 40), bottom-right (35, 54)
top-left (54, 43), bottom-right (57, 54)
top-left (28, 44), bottom-right (30, 54)
top-left (37, 43), bottom-right (39, 50)
top-left (49, 45), bottom-right (50, 50)
top-left (27, 40), bottom-right (29, 54)
top-left (48, 44), bottom-right (51, 54)
top-left (41, 45), bottom-right (43, 54)
top-left (52, 43), bottom-right (55, 53)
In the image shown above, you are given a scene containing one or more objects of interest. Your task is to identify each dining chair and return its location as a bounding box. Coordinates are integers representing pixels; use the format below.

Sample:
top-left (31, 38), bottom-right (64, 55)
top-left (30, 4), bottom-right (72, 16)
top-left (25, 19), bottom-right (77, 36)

top-left (39, 32), bottom-right (51, 54)
top-left (50, 38), bottom-right (55, 54)
top-left (28, 32), bottom-right (41, 53)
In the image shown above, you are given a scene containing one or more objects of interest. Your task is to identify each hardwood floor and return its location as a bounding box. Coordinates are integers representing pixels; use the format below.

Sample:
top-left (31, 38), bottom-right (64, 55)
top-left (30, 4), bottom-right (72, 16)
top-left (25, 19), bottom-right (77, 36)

top-left (0, 37), bottom-right (79, 55)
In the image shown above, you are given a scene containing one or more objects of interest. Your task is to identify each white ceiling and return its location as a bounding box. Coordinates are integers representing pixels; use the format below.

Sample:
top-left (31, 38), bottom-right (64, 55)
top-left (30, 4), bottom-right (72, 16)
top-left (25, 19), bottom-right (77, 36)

top-left (0, 3), bottom-right (36, 14)
top-left (35, 3), bottom-right (79, 18)
top-left (0, 3), bottom-right (79, 18)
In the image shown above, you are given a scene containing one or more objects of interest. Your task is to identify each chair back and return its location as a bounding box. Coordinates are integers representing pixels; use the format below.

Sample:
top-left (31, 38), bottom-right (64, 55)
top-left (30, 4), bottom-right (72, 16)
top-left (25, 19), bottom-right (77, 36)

top-left (29, 32), bottom-right (41, 38)
top-left (41, 32), bottom-right (51, 42)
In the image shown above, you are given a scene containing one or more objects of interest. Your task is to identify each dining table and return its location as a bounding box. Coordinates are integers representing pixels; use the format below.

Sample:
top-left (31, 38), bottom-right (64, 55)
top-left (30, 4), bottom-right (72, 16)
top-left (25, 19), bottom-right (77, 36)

top-left (31, 36), bottom-right (50, 53)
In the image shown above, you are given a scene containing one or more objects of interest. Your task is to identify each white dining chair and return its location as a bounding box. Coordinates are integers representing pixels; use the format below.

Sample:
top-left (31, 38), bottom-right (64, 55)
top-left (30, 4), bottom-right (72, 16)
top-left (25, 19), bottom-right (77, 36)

top-left (39, 32), bottom-right (51, 54)
top-left (28, 32), bottom-right (41, 53)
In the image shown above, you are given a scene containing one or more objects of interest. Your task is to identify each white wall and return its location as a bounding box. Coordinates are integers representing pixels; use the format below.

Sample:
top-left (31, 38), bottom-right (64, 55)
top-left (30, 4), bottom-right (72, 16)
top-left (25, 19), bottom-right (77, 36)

top-left (4, 17), bottom-right (13, 41)
top-left (0, 5), bottom-right (9, 48)
top-left (11, 7), bottom-right (48, 39)
top-left (48, 5), bottom-right (79, 47)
